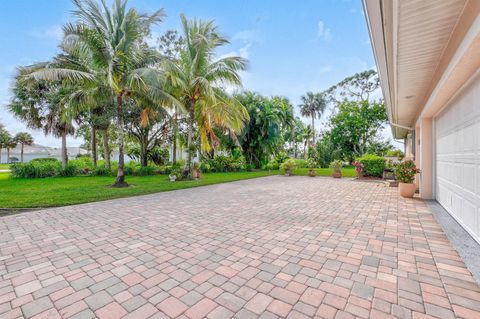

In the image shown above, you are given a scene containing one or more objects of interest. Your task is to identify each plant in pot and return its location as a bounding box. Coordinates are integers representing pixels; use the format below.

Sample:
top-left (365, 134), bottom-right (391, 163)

top-left (329, 160), bottom-right (343, 178)
top-left (169, 167), bottom-right (182, 182)
top-left (281, 159), bottom-right (296, 176)
top-left (306, 158), bottom-right (317, 177)
top-left (191, 162), bottom-right (201, 179)
top-left (352, 161), bottom-right (364, 179)
top-left (396, 160), bottom-right (420, 198)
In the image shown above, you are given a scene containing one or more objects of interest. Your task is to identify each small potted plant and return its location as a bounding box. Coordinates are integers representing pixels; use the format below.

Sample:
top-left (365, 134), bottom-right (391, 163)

top-left (191, 162), bottom-right (201, 179)
top-left (306, 158), bottom-right (317, 177)
top-left (352, 161), bottom-right (364, 179)
top-left (396, 160), bottom-right (420, 198)
top-left (329, 160), bottom-right (343, 178)
top-left (281, 159), bottom-right (296, 176)
top-left (169, 167), bottom-right (181, 182)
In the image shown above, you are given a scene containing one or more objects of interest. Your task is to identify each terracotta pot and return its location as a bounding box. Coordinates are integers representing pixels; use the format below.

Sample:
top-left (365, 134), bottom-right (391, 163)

top-left (399, 182), bottom-right (416, 198)
top-left (356, 171), bottom-right (363, 179)
top-left (332, 171), bottom-right (342, 178)
top-left (308, 169), bottom-right (316, 177)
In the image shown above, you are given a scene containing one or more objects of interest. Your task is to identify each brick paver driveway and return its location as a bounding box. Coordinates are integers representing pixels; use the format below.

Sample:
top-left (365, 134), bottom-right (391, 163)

top-left (1, 176), bottom-right (480, 319)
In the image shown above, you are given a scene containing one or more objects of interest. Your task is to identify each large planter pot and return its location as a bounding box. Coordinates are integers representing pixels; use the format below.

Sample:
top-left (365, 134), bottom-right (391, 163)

top-left (356, 171), bottom-right (364, 179)
top-left (332, 171), bottom-right (342, 178)
top-left (308, 169), bottom-right (316, 177)
top-left (399, 182), bottom-right (416, 198)
top-left (284, 169), bottom-right (292, 176)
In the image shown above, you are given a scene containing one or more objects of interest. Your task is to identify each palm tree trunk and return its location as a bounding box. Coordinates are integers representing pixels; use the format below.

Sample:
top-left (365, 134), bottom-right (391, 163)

top-left (114, 94), bottom-right (128, 187)
top-left (186, 111), bottom-right (194, 173)
top-left (61, 130), bottom-right (68, 169)
top-left (0, 148), bottom-right (2, 164)
top-left (91, 126), bottom-right (97, 167)
top-left (172, 109), bottom-right (177, 165)
top-left (6, 148), bottom-right (10, 163)
top-left (21, 144), bottom-right (24, 163)
top-left (102, 128), bottom-right (110, 169)
top-left (311, 116), bottom-right (315, 145)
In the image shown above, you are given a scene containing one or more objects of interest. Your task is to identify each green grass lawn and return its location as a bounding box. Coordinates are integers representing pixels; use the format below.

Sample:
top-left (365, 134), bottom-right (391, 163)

top-left (0, 167), bottom-right (356, 209)
top-left (0, 164), bottom-right (10, 170)
top-left (0, 171), bottom-right (279, 209)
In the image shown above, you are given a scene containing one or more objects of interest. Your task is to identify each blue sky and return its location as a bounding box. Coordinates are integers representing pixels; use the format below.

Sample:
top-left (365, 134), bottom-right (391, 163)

top-left (0, 0), bottom-right (377, 147)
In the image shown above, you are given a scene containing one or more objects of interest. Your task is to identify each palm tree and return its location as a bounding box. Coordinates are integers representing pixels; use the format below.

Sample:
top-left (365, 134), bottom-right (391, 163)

top-left (14, 132), bottom-right (33, 163)
top-left (9, 66), bottom-right (75, 168)
top-left (301, 125), bottom-right (313, 158)
top-left (0, 125), bottom-right (11, 164)
top-left (5, 137), bottom-right (17, 164)
top-left (299, 92), bottom-right (326, 144)
top-left (27, 0), bottom-right (174, 187)
top-left (163, 14), bottom-right (249, 174)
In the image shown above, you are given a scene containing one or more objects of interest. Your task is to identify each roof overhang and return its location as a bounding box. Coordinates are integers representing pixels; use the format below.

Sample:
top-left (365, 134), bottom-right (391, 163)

top-left (363, 0), bottom-right (480, 138)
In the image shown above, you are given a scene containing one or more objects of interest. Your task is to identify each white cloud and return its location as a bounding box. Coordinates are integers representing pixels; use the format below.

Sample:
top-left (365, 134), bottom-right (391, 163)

top-left (220, 43), bottom-right (252, 60)
top-left (232, 30), bottom-right (259, 43)
top-left (28, 25), bottom-right (63, 41)
top-left (317, 21), bottom-right (332, 41)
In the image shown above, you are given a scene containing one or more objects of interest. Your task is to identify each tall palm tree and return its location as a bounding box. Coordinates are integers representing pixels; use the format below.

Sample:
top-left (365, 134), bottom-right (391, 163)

top-left (0, 126), bottom-right (11, 164)
top-left (27, 0), bottom-right (174, 187)
top-left (14, 132), bottom-right (33, 163)
top-left (5, 137), bottom-right (17, 164)
top-left (301, 125), bottom-right (313, 158)
top-left (163, 14), bottom-right (249, 174)
top-left (299, 92), bottom-right (326, 144)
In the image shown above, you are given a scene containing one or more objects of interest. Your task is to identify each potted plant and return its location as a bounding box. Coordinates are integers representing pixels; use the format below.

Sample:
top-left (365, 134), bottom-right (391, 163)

top-left (191, 162), bottom-right (201, 179)
top-left (329, 160), bottom-right (343, 178)
top-left (306, 158), bottom-right (317, 177)
top-left (169, 167), bottom-right (181, 182)
top-left (352, 161), bottom-right (364, 179)
top-left (396, 160), bottom-right (420, 198)
top-left (281, 159), bottom-right (296, 176)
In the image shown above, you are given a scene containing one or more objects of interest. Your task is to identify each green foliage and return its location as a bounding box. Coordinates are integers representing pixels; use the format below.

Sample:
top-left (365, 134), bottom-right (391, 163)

top-left (134, 165), bottom-right (157, 176)
top-left (204, 155), bottom-right (247, 172)
top-left (69, 157), bottom-right (95, 174)
top-left (396, 160), bottom-right (419, 183)
top-left (58, 163), bottom-right (78, 177)
top-left (91, 165), bottom-right (111, 176)
top-left (280, 159), bottom-right (296, 172)
top-left (30, 158), bottom-right (59, 163)
top-left (386, 149), bottom-right (405, 160)
top-left (329, 160), bottom-right (343, 172)
top-left (293, 159), bottom-right (307, 168)
top-left (357, 154), bottom-right (386, 177)
top-left (329, 100), bottom-right (388, 161)
top-left (11, 161), bottom-right (61, 178)
top-left (236, 92), bottom-right (294, 168)
top-left (306, 158), bottom-right (317, 169)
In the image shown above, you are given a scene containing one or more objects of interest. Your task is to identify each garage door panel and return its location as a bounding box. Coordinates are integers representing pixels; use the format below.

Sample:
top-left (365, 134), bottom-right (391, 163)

top-left (435, 73), bottom-right (480, 244)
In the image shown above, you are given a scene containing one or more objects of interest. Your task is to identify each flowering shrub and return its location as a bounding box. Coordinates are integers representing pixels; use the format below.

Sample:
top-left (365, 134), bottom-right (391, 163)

top-left (352, 161), bottom-right (364, 174)
top-left (396, 160), bottom-right (420, 183)
top-left (356, 154), bottom-right (386, 177)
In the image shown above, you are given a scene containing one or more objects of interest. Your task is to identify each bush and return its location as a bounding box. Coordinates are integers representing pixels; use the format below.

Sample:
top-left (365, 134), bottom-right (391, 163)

top-left (91, 165), bottom-right (111, 176)
top-left (386, 149), bottom-right (405, 160)
top-left (11, 161), bottom-right (61, 178)
top-left (58, 163), bottom-right (78, 177)
top-left (30, 157), bottom-right (59, 163)
top-left (264, 160), bottom-right (280, 170)
top-left (357, 154), bottom-right (386, 177)
top-left (199, 162), bottom-right (211, 173)
top-left (294, 159), bottom-right (307, 168)
top-left (134, 165), bottom-right (157, 176)
top-left (205, 155), bottom-right (246, 172)
top-left (69, 157), bottom-right (94, 174)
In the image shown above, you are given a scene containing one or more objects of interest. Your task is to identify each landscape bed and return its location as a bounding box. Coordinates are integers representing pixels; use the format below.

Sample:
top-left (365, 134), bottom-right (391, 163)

top-left (0, 168), bottom-right (356, 209)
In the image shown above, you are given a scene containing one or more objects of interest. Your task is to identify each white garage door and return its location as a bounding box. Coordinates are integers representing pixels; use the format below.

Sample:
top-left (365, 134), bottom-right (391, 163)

top-left (435, 74), bottom-right (480, 244)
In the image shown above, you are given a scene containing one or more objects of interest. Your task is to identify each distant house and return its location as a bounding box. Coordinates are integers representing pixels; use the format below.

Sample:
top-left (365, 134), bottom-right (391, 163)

top-left (364, 0), bottom-right (480, 242)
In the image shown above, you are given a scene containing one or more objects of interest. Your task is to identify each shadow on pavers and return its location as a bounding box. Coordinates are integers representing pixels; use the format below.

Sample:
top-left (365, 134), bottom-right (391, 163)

top-left (427, 200), bottom-right (480, 284)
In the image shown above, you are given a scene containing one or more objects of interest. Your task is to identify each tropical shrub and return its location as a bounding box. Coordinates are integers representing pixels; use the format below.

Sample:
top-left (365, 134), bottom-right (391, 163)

top-left (11, 161), bottom-right (61, 178)
top-left (58, 163), bottom-right (78, 177)
top-left (91, 165), bottom-right (111, 176)
top-left (280, 159), bottom-right (296, 174)
top-left (69, 157), bottom-right (95, 174)
top-left (199, 162), bottom-right (211, 173)
top-left (356, 154), bottom-right (386, 177)
top-left (306, 158), bottom-right (317, 169)
top-left (294, 159), bottom-right (307, 168)
top-left (205, 155), bottom-right (246, 172)
top-left (30, 157), bottom-right (59, 163)
top-left (264, 160), bottom-right (280, 170)
top-left (134, 165), bottom-right (157, 176)
top-left (396, 160), bottom-right (420, 183)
